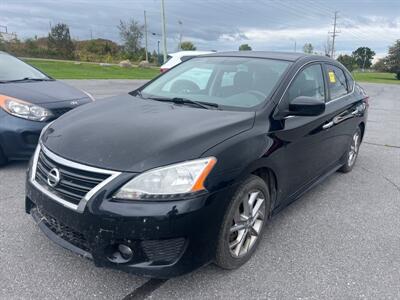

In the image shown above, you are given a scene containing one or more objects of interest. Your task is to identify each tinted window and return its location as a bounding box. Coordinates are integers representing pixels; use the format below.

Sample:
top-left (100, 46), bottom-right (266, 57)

top-left (141, 57), bottom-right (291, 109)
top-left (220, 71), bottom-right (235, 87)
top-left (288, 64), bottom-right (325, 103)
top-left (0, 52), bottom-right (48, 81)
top-left (345, 71), bottom-right (354, 92)
top-left (162, 67), bottom-right (213, 91)
top-left (180, 55), bottom-right (194, 62)
top-left (326, 64), bottom-right (348, 99)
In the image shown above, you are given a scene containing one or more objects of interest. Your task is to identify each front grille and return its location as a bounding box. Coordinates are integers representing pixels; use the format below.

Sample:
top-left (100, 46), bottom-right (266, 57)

top-left (35, 150), bottom-right (110, 206)
top-left (51, 107), bottom-right (73, 118)
top-left (141, 238), bottom-right (185, 263)
top-left (33, 208), bottom-right (90, 252)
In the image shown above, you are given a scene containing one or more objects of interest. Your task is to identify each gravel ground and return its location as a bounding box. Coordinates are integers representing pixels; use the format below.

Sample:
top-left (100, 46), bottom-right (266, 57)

top-left (0, 81), bottom-right (399, 299)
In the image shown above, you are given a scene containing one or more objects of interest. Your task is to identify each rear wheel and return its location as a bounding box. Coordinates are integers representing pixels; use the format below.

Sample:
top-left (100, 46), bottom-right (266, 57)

top-left (215, 175), bottom-right (270, 270)
top-left (0, 147), bottom-right (7, 166)
top-left (339, 127), bottom-right (361, 173)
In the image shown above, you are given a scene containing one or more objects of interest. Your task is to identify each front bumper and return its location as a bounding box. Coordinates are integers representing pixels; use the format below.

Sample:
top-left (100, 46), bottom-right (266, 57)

top-left (0, 110), bottom-right (47, 160)
top-left (26, 175), bottom-right (236, 278)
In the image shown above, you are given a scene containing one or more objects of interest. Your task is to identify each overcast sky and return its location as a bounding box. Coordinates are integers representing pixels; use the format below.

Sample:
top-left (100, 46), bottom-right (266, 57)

top-left (1, 0), bottom-right (399, 58)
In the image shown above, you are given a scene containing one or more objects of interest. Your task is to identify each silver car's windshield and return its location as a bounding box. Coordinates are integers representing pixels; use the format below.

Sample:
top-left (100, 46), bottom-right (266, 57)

top-left (0, 52), bottom-right (49, 81)
top-left (141, 56), bottom-right (291, 109)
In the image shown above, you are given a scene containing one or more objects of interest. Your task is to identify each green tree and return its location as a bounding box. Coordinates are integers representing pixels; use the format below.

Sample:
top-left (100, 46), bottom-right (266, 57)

top-left (337, 54), bottom-right (357, 71)
top-left (386, 40), bottom-right (400, 80)
top-left (151, 50), bottom-right (158, 63)
top-left (0, 34), bottom-right (6, 51)
top-left (239, 44), bottom-right (252, 51)
top-left (180, 41), bottom-right (196, 50)
top-left (118, 19), bottom-right (144, 54)
top-left (47, 23), bottom-right (75, 59)
top-left (352, 47), bottom-right (375, 69)
top-left (25, 38), bottom-right (38, 51)
top-left (303, 43), bottom-right (314, 54)
top-left (373, 58), bottom-right (389, 72)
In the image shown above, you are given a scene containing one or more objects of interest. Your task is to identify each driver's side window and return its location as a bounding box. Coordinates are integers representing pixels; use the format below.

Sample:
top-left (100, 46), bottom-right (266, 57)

top-left (288, 64), bottom-right (325, 103)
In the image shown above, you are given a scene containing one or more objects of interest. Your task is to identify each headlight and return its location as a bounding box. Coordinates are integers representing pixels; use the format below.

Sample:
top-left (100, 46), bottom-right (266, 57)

top-left (0, 95), bottom-right (53, 121)
top-left (113, 157), bottom-right (217, 200)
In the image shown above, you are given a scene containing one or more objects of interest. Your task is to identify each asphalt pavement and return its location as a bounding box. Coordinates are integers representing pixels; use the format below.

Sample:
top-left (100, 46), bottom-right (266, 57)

top-left (1, 81), bottom-right (399, 299)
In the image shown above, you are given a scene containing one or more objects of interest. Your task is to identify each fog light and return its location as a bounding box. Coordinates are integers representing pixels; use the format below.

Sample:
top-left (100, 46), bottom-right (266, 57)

top-left (107, 244), bottom-right (133, 263)
top-left (118, 244), bottom-right (133, 260)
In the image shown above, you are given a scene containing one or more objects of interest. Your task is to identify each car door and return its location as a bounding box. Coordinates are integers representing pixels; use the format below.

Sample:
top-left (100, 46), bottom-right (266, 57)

top-left (320, 63), bottom-right (365, 164)
top-left (271, 62), bottom-right (335, 202)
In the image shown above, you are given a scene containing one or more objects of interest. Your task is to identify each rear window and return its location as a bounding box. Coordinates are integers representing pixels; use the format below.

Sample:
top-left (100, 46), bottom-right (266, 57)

top-left (345, 71), bottom-right (354, 92)
top-left (326, 64), bottom-right (348, 100)
top-left (180, 56), bottom-right (195, 62)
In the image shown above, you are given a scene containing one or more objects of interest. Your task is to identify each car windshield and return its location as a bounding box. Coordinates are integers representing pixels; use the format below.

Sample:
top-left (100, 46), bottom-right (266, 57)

top-left (0, 52), bottom-right (49, 81)
top-left (141, 56), bottom-right (291, 109)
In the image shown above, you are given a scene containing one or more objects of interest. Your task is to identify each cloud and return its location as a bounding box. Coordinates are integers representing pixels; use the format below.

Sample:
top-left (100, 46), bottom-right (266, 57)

top-left (1, 0), bottom-right (399, 56)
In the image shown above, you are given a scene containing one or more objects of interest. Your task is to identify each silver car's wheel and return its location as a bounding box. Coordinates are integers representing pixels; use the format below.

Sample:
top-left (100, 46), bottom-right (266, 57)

top-left (229, 191), bottom-right (265, 258)
top-left (215, 175), bottom-right (270, 270)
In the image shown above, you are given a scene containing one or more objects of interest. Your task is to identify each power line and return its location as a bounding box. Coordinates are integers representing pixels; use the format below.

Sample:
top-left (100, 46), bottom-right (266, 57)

top-left (306, 0), bottom-right (397, 43)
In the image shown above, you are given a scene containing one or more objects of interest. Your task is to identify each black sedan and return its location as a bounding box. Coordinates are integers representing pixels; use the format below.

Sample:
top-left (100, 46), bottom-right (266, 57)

top-left (25, 51), bottom-right (368, 278)
top-left (0, 51), bottom-right (94, 165)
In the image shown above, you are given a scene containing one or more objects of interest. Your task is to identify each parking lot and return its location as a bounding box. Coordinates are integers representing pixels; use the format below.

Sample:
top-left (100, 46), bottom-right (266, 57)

top-left (1, 81), bottom-right (399, 299)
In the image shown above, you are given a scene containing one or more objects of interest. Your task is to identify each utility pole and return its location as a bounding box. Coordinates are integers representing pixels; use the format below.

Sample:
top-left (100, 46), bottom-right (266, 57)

top-left (160, 0), bottom-right (167, 63)
top-left (178, 20), bottom-right (183, 50)
top-left (329, 11), bottom-right (340, 58)
top-left (90, 29), bottom-right (93, 40)
top-left (144, 10), bottom-right (149, 62)
top-left (294, 40), bottom-right (297, 52)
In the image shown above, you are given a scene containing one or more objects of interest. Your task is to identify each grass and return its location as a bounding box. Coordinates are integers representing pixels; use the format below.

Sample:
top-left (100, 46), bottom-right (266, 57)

top-left (352, 71), bottom-right (400, 85)
top-left (23, 58), bottom-right (160, 80)
top-left (22, 58), bottom-right (400, 84)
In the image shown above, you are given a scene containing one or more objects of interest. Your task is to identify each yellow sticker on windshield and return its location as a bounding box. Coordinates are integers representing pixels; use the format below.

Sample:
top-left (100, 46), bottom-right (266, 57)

top-left (328, 71), bottom-right (336, 83)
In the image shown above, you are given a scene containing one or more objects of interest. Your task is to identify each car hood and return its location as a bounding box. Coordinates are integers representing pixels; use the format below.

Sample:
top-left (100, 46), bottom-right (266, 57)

top-left (42, 95), bottom-right (255, 172)
top-left (0, 80), bottom-right (88, 104)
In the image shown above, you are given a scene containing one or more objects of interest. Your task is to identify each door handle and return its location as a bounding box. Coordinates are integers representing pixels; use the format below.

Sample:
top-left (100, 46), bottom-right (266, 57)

top-left (322, 121), bottom-right (334, 130)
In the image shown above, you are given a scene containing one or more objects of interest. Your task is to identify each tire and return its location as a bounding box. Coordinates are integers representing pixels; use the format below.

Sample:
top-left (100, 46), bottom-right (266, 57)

top-left (0, 147), bottom-right (7, 167)
top-left (339, 127), bottom-right (362, 173)
top-left (215, 175), bottom-right (270, 270)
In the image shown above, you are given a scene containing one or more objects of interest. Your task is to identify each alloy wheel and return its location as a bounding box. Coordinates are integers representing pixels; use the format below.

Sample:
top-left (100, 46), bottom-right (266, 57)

top-left (229, 190), bottom-right (266, 258)
top-left (348, 131), bottom-right (360, 167)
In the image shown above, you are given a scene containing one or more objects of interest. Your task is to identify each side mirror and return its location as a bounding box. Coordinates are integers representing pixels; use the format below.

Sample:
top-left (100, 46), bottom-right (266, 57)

top-left (288, 96), bottom-right (325, 116)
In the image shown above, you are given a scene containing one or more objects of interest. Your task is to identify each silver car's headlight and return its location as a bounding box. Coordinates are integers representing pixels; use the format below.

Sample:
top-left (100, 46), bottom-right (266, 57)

top-left (0, 95), bottom-right (53, 122)
top-left (113, 157), bottom-right (217, 200)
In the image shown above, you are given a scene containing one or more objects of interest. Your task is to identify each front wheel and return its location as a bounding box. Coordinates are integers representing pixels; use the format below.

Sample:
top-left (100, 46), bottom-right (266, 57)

top-left (215, 175), bottom-right (270, 270)
top-left (339, 127), bottom-right (362, 173)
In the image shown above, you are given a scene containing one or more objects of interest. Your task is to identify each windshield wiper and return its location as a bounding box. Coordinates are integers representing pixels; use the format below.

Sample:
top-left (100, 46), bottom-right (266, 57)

top-left (1, 77), bottom-right (52, 83)
top-left (145, 96), bottom-right (219, 110)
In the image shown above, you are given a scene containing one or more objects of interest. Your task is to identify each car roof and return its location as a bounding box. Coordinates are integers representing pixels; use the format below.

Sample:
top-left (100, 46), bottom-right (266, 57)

top-left (201, 51), bottom-right (334, 63)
